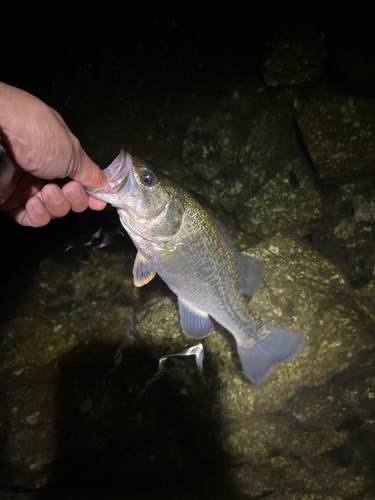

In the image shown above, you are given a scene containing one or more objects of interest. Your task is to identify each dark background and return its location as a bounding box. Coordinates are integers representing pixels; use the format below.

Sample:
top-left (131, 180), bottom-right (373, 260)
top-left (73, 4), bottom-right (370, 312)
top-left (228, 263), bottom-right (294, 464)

top-left (3, 1), bottom-right (375, 105)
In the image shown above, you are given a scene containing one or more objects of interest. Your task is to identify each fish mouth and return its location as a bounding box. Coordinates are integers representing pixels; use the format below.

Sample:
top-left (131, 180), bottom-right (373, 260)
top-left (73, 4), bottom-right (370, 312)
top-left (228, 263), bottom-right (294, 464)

top-left (84, 149), bottom-right (134, 205)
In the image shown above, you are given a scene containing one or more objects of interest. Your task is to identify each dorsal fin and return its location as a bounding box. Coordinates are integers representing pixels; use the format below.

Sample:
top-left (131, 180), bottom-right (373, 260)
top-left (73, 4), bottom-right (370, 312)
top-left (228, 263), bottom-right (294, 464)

top-left (213, 216), bottom-right (265, 295)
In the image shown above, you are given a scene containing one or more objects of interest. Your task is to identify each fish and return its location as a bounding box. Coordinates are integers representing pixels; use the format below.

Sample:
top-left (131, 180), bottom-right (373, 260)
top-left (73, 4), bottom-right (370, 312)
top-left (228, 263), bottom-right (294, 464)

top-left (85, 150), bottom-right (306, 383)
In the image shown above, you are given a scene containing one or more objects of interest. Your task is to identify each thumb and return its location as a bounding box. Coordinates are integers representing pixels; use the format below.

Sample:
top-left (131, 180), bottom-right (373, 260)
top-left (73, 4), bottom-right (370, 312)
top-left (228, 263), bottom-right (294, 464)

top-left (69, 147), bottom-right (106, 188)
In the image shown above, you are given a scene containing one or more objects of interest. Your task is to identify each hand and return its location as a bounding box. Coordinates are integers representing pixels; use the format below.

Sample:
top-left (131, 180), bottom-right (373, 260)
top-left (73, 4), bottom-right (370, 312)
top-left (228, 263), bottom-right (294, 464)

top-left (0, 82), bottom-right (107, 227)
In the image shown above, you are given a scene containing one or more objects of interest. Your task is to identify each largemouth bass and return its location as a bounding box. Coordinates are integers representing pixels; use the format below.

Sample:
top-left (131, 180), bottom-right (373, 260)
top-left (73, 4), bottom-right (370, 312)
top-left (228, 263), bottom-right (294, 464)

top-left (86, 150), bottom-right (306, 383)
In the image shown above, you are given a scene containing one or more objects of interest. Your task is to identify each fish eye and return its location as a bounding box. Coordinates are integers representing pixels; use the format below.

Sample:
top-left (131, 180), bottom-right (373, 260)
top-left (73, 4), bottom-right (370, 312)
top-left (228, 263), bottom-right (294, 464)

top-left (141, 170), bottom-right (157, 187)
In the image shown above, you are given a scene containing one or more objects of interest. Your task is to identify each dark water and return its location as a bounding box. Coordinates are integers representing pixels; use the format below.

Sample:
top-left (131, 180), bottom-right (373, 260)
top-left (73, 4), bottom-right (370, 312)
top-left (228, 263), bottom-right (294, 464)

top-left (1, 2), bottom-right (375, 499)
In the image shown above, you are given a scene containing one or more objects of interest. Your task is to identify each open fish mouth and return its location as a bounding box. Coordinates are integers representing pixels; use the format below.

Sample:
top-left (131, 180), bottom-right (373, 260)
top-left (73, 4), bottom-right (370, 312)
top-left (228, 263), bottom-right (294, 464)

top-left (84, 149), bottom-right (134, 205)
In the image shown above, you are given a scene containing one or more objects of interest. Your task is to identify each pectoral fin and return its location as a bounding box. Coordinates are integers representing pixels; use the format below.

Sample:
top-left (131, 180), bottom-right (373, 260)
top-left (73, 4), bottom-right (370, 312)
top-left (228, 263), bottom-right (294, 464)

top-left (178, 298), bottom-right (213, 339)
top-left (133, 252), bottom-right (156, 287)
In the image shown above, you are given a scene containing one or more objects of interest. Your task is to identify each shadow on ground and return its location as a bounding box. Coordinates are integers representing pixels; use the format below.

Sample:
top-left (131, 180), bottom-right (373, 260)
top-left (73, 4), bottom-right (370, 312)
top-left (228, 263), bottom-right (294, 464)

top-left (33, 342), bottom-right (240, 500)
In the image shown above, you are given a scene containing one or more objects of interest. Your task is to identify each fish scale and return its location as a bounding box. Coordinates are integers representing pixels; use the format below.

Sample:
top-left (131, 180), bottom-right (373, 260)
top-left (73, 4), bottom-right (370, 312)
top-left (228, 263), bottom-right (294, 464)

top-left (85, 149), bottom-right (306, 383)
top-left (133, 199), bottom-right (259, 346)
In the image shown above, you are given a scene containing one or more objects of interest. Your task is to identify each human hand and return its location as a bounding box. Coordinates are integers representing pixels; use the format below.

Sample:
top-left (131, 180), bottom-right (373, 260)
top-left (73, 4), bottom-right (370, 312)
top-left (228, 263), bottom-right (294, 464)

top-left (0, 82), bottom-right (107, 227)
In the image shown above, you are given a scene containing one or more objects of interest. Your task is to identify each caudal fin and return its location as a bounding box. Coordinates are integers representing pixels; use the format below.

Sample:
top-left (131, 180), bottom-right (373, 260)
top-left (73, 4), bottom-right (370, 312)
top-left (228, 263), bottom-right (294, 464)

top-left (236, 324), bottom-right (306, 383)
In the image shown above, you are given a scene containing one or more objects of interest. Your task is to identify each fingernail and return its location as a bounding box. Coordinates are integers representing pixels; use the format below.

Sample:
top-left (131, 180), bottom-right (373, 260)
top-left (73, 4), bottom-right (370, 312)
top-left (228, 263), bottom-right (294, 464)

top-left (31, 197), bottom-right (45, 214)
top-left (48, 187), bottom-right (63, 205)
top-left (67, 186), bottom-right (83, 203)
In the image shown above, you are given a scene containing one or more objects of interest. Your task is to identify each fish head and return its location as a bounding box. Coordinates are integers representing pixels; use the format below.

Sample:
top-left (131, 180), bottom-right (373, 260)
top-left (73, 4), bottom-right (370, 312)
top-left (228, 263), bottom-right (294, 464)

top-left (85, 150), bottom-right (184, 241)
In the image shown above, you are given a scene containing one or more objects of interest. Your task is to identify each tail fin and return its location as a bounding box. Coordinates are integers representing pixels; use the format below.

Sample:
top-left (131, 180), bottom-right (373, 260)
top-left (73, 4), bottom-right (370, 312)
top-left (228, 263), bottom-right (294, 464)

top-left (236, 324), bottom-right (306, 383)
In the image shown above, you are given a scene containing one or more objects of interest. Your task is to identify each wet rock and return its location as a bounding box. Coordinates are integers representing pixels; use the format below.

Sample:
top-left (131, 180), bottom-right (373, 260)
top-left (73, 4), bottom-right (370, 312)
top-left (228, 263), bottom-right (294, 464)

top-left (192, 162), bottom-right (223, 181)
top-left (353, 194), bottom-right (375, 223)
top-left (297, 94), bottom-right (375, 180)
top-left (236, 157), bottom-right (323, 238)
top-left (264, 25), bottom-right (326, 87)
top-left (356, 279), bottom-right (375, 318)
top-left (222, 235), bottom-right (374, 401)
top-left (134, 235), bottom-right (375, 454)
top-left (0, 245), bottom-right (137, 488)
top-left (182, 85), bottom-right (302, 214)
top-left (340, 182), bottom-right (357, 203)
top-left (310, 227), bottom-right (375, 289)
top-left (182, 114), bottom-right (238, 167)
top-left (1, 228), bottom-right (375, 499)
top-left (351, 175), bottom-right (375, 226)
top-left (308, 178), bottom-right (375, 288)
top-left (134, 235), bottom-right (375, 499)
top-left (357, 279), bottom-right (375, 302)
top-left (219, 103), bottom-right (299, 213)
top-left (2, 49), bottom-right (375, 498)
top-left (211, 235), bottom-right (374, 499)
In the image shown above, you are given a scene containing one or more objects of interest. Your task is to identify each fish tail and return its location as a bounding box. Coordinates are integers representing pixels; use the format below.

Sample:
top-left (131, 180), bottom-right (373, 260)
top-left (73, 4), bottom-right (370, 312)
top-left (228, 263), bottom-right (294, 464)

top-left (236, 323), bottom-right (306, 383)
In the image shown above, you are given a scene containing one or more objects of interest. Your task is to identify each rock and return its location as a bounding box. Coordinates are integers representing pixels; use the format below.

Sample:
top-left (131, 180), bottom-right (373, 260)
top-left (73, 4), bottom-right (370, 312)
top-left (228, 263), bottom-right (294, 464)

top-left (219, 101), bottom-right (300, 213)
top-left (182, 85), bottom-right (302, 214)
top-left (237, 157), bottom-right (323, 238)
top-left (353, 193), bottom-right (375, 224)
top-left (357, 279), bottom-right (375, 302)
top-left (3, 50), bottom-right (375, 498)
top-left (182, 114), bottom-right (238, 166)
top-left (297, 94), bottom-right (375, 180)
top-left (192, 162), bottom-right (223, 181)
top-left (1, 232), bottom-right (375, 499)
top-left (308, 175), bottom-right (375, 288)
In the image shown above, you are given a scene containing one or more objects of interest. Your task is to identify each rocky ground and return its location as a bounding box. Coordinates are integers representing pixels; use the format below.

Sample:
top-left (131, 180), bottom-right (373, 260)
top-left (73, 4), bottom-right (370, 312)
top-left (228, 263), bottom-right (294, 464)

top-left (1, 3), bottom-right (375, 499)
